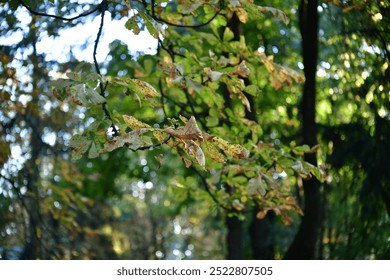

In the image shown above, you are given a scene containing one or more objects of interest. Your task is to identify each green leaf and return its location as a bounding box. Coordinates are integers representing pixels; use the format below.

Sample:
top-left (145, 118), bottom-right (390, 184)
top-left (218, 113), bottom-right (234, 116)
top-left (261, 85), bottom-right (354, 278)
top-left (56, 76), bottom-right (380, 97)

top-left (248, 174), bottom-right (266, 196)
top-left (103, 129), bottom-right (149, 152)
top-left (138, 11), bottom-right (165, 39)
top-left (292, 144), bottom-right (311, 155)
top-left (125, 15), bottom-right (141, 35)
top-left (244, 84), bottom-right (259, 96)
top-left (185, 77), bottom-right (203, 93)
top-left (68, 135), bottom-right (90, 148)
top-left (223, 27), bottom-right (235, 42)
top-left (88, 141), bottom-right (101, 158)
top-left (71, 84), bottom-right (106, 105)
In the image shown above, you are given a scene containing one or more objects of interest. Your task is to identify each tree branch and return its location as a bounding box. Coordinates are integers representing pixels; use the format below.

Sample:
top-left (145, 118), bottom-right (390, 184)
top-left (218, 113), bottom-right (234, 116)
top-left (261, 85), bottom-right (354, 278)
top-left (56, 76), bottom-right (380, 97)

top-left (17, 0), bottom-right (104, 22)
top-left (193, 168), bottom-right (230, 211)
top-left (150, 0), bottom-right (224, 29)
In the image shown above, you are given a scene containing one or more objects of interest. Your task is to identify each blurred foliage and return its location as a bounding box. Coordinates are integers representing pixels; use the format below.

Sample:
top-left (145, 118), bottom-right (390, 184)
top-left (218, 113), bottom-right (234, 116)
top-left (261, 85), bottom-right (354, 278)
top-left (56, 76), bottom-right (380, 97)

top-left (0, 0), bottom-right (389, 259)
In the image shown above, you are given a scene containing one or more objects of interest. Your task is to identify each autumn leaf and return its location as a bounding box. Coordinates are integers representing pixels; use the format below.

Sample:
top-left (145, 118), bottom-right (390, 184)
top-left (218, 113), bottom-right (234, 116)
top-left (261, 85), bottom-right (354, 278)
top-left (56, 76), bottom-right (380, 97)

top-left (125, 15), bottom-right (141, 35)
top-left (153, 130), bottom-right (166, 143)
top-left (68, 134), bottom-right (92, 159)
top-left (185, 140), bottom-right (206, 167)
top-left (103, 129), bottom-right (149, 152)
top-left (236, 7), bottom-right (248, 23)
top-left (257, 6), bottom-right (290, 25)
top-left (164, 116), bottom-right (203, 141)
top-left (204, 67), bottom-right (223, 82)
top-left (256, 208), bottom-right (269, 219)
top-left (212, 137), bottom-right (250, 159)
top-left (123, 115), bottom-right (151, 130)
top-left (260, 55), bottom-right (304, 90)
top-left (127, 78), bottom-right (161, 99)
top-left (235, 61), bottom-right (250, 78)
top-left (203, 141), bottom-right (226, 164)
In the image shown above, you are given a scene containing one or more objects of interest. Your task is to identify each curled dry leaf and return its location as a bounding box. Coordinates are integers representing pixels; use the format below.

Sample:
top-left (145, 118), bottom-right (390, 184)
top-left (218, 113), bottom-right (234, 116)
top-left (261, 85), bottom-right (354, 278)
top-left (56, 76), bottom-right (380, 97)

top-left (163, 116), bottom-right (203, 141)
top-left (185, 140), bottom-right (205, 167)
top-left (235, 61), bottom-right (250, 78)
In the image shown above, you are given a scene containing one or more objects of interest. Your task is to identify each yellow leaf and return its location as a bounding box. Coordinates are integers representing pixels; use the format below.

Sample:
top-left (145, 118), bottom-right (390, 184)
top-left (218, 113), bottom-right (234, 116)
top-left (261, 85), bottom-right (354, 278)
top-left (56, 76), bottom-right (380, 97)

top-left (129, 79), bottom-right (160, 98)
top-left (203, 141), bottom-right (226, 163)
top-left (229, 144), bottom-right (250, 159)
top-left (212, 137), bottom-right (250, 159)
top-left (153, 130), bottom-right (166, 143)
top-left (123, 115), bottom-right (151, 130)
top-left (236, 7), bottom-right (248, 23)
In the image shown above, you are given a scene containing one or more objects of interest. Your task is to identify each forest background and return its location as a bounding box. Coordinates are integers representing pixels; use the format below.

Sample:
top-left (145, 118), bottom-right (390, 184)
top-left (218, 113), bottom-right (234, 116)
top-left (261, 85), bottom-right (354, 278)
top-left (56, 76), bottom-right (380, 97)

top-left (0, 0), bottom-right (389, 260)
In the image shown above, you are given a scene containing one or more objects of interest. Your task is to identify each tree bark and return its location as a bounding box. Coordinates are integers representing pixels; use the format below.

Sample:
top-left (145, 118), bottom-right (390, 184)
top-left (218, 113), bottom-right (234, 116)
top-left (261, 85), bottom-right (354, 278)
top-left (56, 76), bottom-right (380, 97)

top-left (20, 14), bottom-right (43, 260)
top-left (249, 208), bottom-right (275, 259)
top-left (226, 215), bottom-right (244, 259)
top-left (285, 0), bottom-right (322, 260)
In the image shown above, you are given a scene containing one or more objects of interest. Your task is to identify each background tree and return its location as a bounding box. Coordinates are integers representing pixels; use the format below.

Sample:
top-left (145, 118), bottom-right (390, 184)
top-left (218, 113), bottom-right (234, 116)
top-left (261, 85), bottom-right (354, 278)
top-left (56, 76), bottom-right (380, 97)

top-left (1, 0), bottom-right (388, 260)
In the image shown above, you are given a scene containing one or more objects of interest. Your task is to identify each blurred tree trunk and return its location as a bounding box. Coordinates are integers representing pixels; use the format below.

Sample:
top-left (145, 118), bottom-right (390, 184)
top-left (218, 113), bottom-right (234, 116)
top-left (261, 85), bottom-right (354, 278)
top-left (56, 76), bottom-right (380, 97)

top-left (285, 0), bottom-right (322, 260)
top-left (226, 215), bottom-right (244, 259)
top-left (20, 14), bottom-right (43, 259)
top-left (249, 207), bottom-right (275, 259)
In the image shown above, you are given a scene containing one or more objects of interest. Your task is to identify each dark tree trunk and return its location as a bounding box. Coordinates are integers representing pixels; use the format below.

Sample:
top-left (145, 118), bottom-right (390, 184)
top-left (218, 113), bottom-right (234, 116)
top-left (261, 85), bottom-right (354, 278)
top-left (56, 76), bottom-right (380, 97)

top-left (249, 208), bottom-right (275, 259)
top-left (285, 0), bottom-right (322, 260)
top-left (20, 14), bottom-right (43, 260)
top-left (226, 215), bottom-right (244, 259)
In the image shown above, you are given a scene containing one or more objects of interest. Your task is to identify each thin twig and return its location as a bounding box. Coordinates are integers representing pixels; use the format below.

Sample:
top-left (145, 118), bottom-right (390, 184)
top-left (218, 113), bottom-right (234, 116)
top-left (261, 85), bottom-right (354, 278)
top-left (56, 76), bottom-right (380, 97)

top-left (193, 168), bottom-right (230, 211)
top-left (17, 0), bottom-right (104, 21)
top-left (150, 1), bottom-right (224, 29)
top-left (91, 1), bottom-right (120, 137)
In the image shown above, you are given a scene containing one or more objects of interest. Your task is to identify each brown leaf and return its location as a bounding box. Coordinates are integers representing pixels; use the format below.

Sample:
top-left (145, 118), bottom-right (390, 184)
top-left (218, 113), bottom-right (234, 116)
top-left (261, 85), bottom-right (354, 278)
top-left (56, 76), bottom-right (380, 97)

top-left (154, 154), bottom-right (164, 169)
top-left (235, 61), bottom-right (250, 78)
top-left (185, 140), bottom-right (205, 167)
top-left (256, 209), bottom-right (269, 219)
top-left (181, 156), bottom-right (192, 168)
top-left (163, 116), bottom-right (203, 141)
top-left (258, 6), bottom-right (290, 25)
top-left (280, 212), bottom-right (294, 226)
